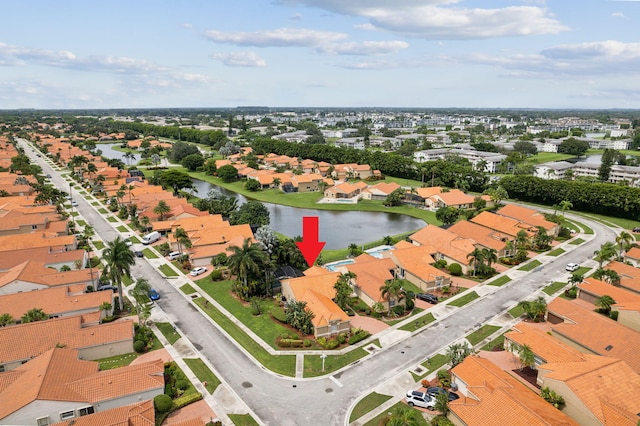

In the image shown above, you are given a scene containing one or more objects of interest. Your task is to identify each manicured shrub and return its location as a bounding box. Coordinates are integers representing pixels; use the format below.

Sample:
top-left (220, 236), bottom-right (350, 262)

top-left (448, 263), bottom-right (462, 276)
top-left (176, 379), bottom-right (190, 391)
top-left (391, 305), bottom-right (405, 316)
top-left (316, 337), bottom-right (327, 348)
top-left (154, 394), bottom-right (173, 413)
top-left (210, 270), bottom-right (222, 281)
top-left (133, 340), bottom-right (146, 353)
top-left (337, 333), bottom-right (347, 344)
top-left (326, 339), bottom-right (339, 349)
top-left (303, 339), bottom-right (312, 347)
top-left (348, 328), bottom-right (371, 345)
top-left (610, 310), bottom-right (619, 321)
top-left (271, 308), bottom-right (287, 323)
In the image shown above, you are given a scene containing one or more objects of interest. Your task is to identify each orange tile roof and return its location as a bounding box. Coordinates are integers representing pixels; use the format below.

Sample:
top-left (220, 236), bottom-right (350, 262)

top-left (0, 233), bottom-right (76, 252)
top-left (0, 315), bottom-right (134, 365)
top-left (51, 400), bottom-right (155, 426)
top-left (0, 260), bottom-right (97, 289)
top-left (388, 245), bottom-right (450, 284)
top-left (625, 246), bottom-right (640, 261)
top-left (429, 189), bottom-right (476, 207)
top-left (606, 261), bottom-right (640, 293)
top-left (496, 204), bottom-right (558, 231)
top-left (393, 240), bottom-right (414, 249)
top-left (190, 224), bottom-right (254, 247)
top-left (448, 220), bottom-right (509, 252)
top-left (450, 356), bottom-right (578, 426)
top-left (505, 322), bottom-right (587, 364)
top-left (363, 182), bottom-right (401, 196)
top-left (547, 298), bottom-right (640, 372)
top-left (539, 354), bottom-right (640, 425)
top-left (0, 247), bottom-right (85, 271)
top-left (0, 284), bottom-right (111, 318)
top-left (578, 277), bottom-right (640, 306)
top-left (344, 257), bottom-right (396, 302)
top-left (471, 211), bottom-right (536, 238)
top-left (410, 224), bottom-right (477, 264)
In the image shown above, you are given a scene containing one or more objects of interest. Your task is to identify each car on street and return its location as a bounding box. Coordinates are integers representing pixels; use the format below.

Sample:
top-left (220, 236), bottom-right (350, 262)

top-left (566, 263), bottom-right (580, 272)
top-left (405, 390), bottom-right (436, 409)
top-left (148, 289), bottom-right (160, 301)
top-left (97, 285), bottom-right (118, 293)
top-left (416, 293), bottom-right (438, 304)
top-left (134, 250), bottom-right (144, 258)
top-left (427, 386), bottom-right (460, 401)
top-left (634, 227), bottom-right (640, 233)
top-left (71, 200), bottom-right (78, 207)
top-left (190, 266), bottom-right (207, 277)
top-left (46, 174), bottom-right (51, 178)
top-left (124, 239), bottom-right (133, 247)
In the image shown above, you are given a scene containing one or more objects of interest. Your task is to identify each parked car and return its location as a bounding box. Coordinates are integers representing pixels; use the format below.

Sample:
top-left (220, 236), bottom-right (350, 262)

top-left (633, 227), bottom-right (640, 233)
top-left (124, 239), bottom-right (133, 247)
top-left (190, 266), bottom-right (207, 277)
top-left (71, 200), bottom-right (78, 207)
top-left (405, 390), bottom-right (435, 409)
top-left (427, 386), bottom-right (460, 401)
top-left (566, 263), bottom-right (579, 272)
top-left (134, 250), bottom-right (144, 258)
top-left (416, 293), bottom-right (438, 304)
top-left (168, 251), bottom-right (185, 261)
top-left (97, 285), bottom-right (118, 293)
top-left (148, 289), bottom-right (160, 301)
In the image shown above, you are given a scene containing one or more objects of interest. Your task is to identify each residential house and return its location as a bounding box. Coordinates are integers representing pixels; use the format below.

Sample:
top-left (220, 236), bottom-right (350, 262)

top-left (605, 261), bottom-right (640, 295)
top-left (0, 284), bottom-right (113, 322)
top-left (448, 355), bottom-right (578, 426)
top-left (624, 246), bottom-right (640, 267)
top-left (613, 300), bottom-right (640, 332)
top-left (577, 277), bottom-right (640, 308)
top-left (0, 315), bottom-right (134, 372)
top-left (409, 225), bottom-right (477, 275)
top-left (386, 245), bottom-right (452, 291)
top-left (290, 173), bottom-right (324, 192)
top-left (471, 211), bottom-right (537, 239)
top-left (546, 297), bottom-right (640, 373)
top-left (496, 204), bottom-right (560, 237)
top-left (338, 257), bottom-right (398, 310)
top-left (331, 163), bottom-right (373, 180)
top-left (0, 212), bottom-right (66, 237)
top-left (323, 181), bottom-right (368, 199)
top-left (279, 270), bottom-right (350, 338)
top-left (360, 182), bottom-right (401, 201)
top-left (425, 189), bottom-right (490, 211)
top-left (0, 348), bottom-right (163, 426)
top-left (448, 220), bottom-right (511, 258)
top-left (0, 246), bottom-right (87, 272)
top-left (0, 233), bottom-right (77, 254)
top-left (537, 355), bottom-right (640, 426)
top-left (0, 260), bottom-right (97, 295)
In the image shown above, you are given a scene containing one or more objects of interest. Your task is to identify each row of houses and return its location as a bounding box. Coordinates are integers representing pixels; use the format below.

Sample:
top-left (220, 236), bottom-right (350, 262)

top-left (535, 160), bottom-right (640, 186)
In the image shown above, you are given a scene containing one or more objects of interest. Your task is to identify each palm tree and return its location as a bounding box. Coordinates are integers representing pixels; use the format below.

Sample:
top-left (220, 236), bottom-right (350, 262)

top-left (594, 242), bottom-right (617, 268)
top-left (518, 343), bottom-right (536, 371)
top-left (433, 391), bottom-right (451, 417)
top-left (515, 230), bottom-right (529, 250)
top-left (595, 295), bottom-right (616, 314)
top-left (140, 215), bottom-right (151, 231)
top-left (467, 248), bottom-right (485, 277)
top-left (505, 240), bottom-right (515, 257)
top-left (559, 200), bottom-right (573, 217)
top-left (174, 227), bottom-right (188, 254)
top-left (517, 296), bottom-right (547, 321)
top-left (481, 247), bottom-right (498, 273)
top-left (0, 313), bottom-right (14, 327)
top-left (227, 238), bottom-right (269, 299)
top-left (21, 308), bottom-right (48, 323)
top-left (271, 177), bottom-right (281, 189)
top-left (102, 236), bottom-right (136, 311)
top-left (379, 279), bottom-right (405, 313)
top-left (386, 405), bottom-right (422, 426)
top-left (616, 231), bottom-right (633, 259)
top-left (334, 272), bottom-right (355, 310)
top-left (153, 200), bottom-right (171, 221)
top-left (122, 151), bottom-right (136, 166)
top-left (593, 268), bottom-right (621, 286)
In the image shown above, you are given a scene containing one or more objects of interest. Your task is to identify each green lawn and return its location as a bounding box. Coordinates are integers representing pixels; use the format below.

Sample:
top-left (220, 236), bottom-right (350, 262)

top-left (547, 248), bottom-right (566, 256)
top-left (304, 348), bottom-right (370, 377)
top-left (487, 275), bottom-right (511, 287)
top-left (98, 208), bottom-right (108, 214)
top-left (183, 358), bottom-right (221, 394)
top-left (193, 297), bottom-right (296, 376)
top-left (116, 225), bottom-right (128, 232)
top-left (398, 312), bottom-right (435, 331)
top-left (196, 279), bottom-right (295, 349)
top-left (466, 324), bottom-right (501, 346)
top-left (142, 248), bottom-right (158, 258)
top-left (75, 219), bottom-right (87, 227)
top-left (362, 403), bottom-right (429, 426)
top-left (575, 266), bottom-right (591, 276)
top-left (228, 414), bottom-right (260, 426)
top-left (91, 201), bottom-right (100, 206)
top-left (130, 235), bottom-right (141, 243)
top-left (158, 264), bottom-right (179, 277)
top-left (481, 332), bottom-right (508, 351)
top-left (385, 307), bottom-right (424, 326)
top-left (93, 240), bottom-right (105, 250)
top-left (156, 322), bottom-right (181, 344)
top-left (518, 259), bottom-right (542, 271)
top-left (447, 291), bottom-right (479, 307)
top-left (508, 305), bottom-right (525, 319)
top-left (180, 283), bottom-right (197, 294)
top-left (70, 211), bottom-right (79, 217)
top-left (107, 216), bottom-right (118, 223)
top-left (410, 353), bottom-right (449, 381)
top-left (570, 238), bottom-right (585, 245)
top-left (543, 281), bottom-right (568, 296)
top-left (350, 392), bottom-right (393, 423)
top-left (97, 352), bottom-right (139, 370)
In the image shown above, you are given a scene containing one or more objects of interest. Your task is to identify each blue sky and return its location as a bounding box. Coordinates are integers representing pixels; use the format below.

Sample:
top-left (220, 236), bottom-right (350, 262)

top-left (1, 0), bottom-right (639, 109)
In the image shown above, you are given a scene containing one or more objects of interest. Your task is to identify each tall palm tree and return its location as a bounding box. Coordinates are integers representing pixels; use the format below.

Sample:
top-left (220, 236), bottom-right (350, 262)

top-left (467, 248), bottom-right (485, 277)
top-left (595, 295), bottom-right (616, 314)
top-left (102, 236), bottom-right (136, 311)
top-left (386, 405), bottom-right (422, 426)
top-left (21, 308), bottom-right (49, 323)
top-left (379, 279), bottom-right (405, 312)
top-left (616, 231), bottom-right (633, 259)
top-left (594, 242), bottom-right (617, 268)
top-left (515, 230), bottom-right (529, 250)
top-left (481, 247), bottom-right (498, 273)
top-left (334, 272), bottom-right (356, 310)
top-left (153, 200), bottom-right (171, 221)
top-left (518, 343), bottom-right (536, 371)
top-left (0, 313), bottom-right (14, 327)
top-left (227, 238), bottom-right (269, 299)
top-left (559, 200), bottom-right (573, 217)
top-left (174, 227), bottom-right (188, 254)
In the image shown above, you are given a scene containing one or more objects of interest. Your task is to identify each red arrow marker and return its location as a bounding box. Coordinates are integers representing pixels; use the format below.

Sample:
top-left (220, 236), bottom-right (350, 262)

top-left (296, 216), bottom-right (326, 267)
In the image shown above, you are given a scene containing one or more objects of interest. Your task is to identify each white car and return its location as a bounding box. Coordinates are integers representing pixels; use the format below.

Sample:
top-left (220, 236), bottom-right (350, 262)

top-left (190, 267), bottom-right (207, 277)
top-left (168, 251), bottom-right (186, 261)
top-left (566, 263), bottom-right (580, 272)
top-left (71, 200), bottom-right (78, 207)
top-left (406, 390), bottom-right (436, 409)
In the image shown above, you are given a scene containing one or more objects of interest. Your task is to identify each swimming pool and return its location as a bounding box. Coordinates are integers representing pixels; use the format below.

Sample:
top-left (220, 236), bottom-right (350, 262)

top-left (325, 259), bottom-right (356, 271)
top-left (365, 245), bottom-right (395, 259)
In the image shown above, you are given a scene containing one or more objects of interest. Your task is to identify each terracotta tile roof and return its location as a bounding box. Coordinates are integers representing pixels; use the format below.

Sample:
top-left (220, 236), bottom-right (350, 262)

top-left (0, 284), bottom-right (111, 319)
top-left (363, 182), bottom-right (401, 196)
top-left (410, 224), bottom-right (477, 264)
top-left (303, 266), bottom-right (329, 276)
top-left (430, 189), bottom-right (476, 207)
top-left (578, 277), bottom-right (640, 305)
top-left (344, 257), bottom-right (396, 302)
top-left (284, 272), bottom-right (341, 303)
top-left (388, 245), bottom-right (450, 284)
top-left (450, 356), bottom-right (578, 426)
top-left (164, 214), bottom-right (227, 233)
top-left (448, 220), bottom-right (509, 252)
top-left (625, 246), bottom-right (640, 261)
top-left (189, 235), bottom-right (247, 260)
top-left (505, 322), bottom-right (586, 364)
top-left (606, 261), bottom-right (640, 293)
top-left (190, 224), bottom-right (254, 247)
top-left (51, 399), bottom-right (155, 426)
top-left (496, 204), bottom-right (558, 232)
top-left (291, 173), bottom-right (323, 184)
top-left (0, 246), bottom-right (85, 271)
top-left (471, 211), bottom-right (536, 238)
top-left (393, 240), bottom-right (414, 249)
top-left (0, 315), bottom-right (134, 365)
top-left (547, 298), bottom-right (640, 372)
top-left (539, 354), bottom-right (640, 425)
top-left (0, 233), bottom-right (76, 252)
top-left (0, 260), bottom-right (97, 289)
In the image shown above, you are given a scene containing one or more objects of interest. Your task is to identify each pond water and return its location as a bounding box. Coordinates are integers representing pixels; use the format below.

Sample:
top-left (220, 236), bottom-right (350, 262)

top-left (95, 143), bottom-right (142, 164)
top-left (190, 179), bottom-right (426, 250)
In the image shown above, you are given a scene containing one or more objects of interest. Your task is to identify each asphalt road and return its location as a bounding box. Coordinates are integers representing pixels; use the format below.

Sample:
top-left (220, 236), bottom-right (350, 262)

top-left (19, 139), bottom-right (617, 425)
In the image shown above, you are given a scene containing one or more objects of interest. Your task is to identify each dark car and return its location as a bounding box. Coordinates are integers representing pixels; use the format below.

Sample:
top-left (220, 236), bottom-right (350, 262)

top-left (97, 285), bottom-right (118, 293)
top-left (134, 250), bottom-right (144, 258)
top-left (633, 227), bottom-right (640, 233)
top-left (427, 386), bottom-right (460, 401)
top-left (148, 289), bottom-right (160, 301)
top-left (416, 293), bottom-right (439, 304)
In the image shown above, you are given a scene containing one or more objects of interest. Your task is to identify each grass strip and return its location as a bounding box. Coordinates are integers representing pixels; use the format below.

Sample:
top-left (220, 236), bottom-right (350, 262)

top-left (350, 392), bottom-right (393, 423)
top-left (143, 248), bottom-right (158, 258)
top-left (398, 312), bottom-right (435, 331)
top-left (180, 283), bottom-right (197, 294)
top-left (447, 291), bottom-right (479, 307)
top-left (410, 353), bottom-right (448, 381)
top-left (183, 358), bottom-right (221, 394)
top-left (518, 259), bottom-right (542, 271)
top-left (547, 248), bottom-right (566, 256)
top-left (228, 414), bottom-right (260, 426)
top-left (487, 275), bottom-right (511, 287)
top-left (543, 281), bottom-right (568, 296)
top-left (303, 348), bottom-right (369, 378)
top-left (481, 332), bottom-right (507, 351)
top-left (156, 322), bottom-right (181, 345)
top-left (466, 324), bottom-right (500, 346)
top-left (158, 264), bottom-right (179, 277)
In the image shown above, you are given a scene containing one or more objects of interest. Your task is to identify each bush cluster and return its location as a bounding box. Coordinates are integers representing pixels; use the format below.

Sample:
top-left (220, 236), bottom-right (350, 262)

top-left (271, 308), bottom-right (287, 323)
top-left (348, 328), bottom-right (371, 345)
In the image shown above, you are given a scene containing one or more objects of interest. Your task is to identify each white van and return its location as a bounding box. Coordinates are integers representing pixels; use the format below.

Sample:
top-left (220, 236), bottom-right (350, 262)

top-left (142, 231), bottom-right (161, 245)
top-left (168, 251), bottom-right (185, 260)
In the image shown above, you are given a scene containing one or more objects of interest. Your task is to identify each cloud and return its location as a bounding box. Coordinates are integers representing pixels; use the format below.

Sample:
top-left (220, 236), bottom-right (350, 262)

top-left (211, 51), bottom-right (267, 67)
top-left (203, 27), bottom-right (347, 47)
top-left (289, 13), bottom-right (303, 20)
top-left (317, 40), bottom-right (408, 55)
top-left (278, 1), bottom-right (568, 39)
top-left (611, 12), bottom-right (625, 18)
